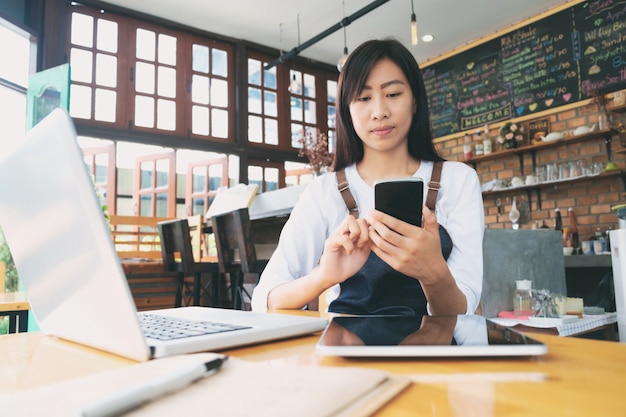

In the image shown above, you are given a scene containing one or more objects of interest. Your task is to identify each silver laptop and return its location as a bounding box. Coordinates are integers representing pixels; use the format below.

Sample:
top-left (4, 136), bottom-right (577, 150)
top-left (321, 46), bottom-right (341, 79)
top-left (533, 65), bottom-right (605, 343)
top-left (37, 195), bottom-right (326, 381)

top-left (0, 108), bottom-right (327, 361)
top-left (316, 315), bottom-right (547, 357)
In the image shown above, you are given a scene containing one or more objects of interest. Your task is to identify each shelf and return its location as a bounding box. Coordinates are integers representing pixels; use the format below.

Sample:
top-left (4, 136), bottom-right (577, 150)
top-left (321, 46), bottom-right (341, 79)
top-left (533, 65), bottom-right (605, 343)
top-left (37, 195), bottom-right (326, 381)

top-left (564, 254), bottom-right (612, 268)
top-left (482, 170), bottom-right (625, 210)
top-left (608, 103), bottom-right (626, 113)
top-left (466, 129), bottom-right (617, 174)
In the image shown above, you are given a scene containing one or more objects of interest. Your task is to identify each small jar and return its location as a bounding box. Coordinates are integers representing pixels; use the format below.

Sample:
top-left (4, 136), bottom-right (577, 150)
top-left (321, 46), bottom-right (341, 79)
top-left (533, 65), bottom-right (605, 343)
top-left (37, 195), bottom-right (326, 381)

top-left (513, 279), bottom-right (533, 316)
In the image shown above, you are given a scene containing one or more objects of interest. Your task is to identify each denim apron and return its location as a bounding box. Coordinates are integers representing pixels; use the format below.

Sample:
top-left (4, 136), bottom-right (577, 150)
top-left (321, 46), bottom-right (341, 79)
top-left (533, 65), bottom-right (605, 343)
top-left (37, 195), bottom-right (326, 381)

top-left (328, 225), bottom-right (453, 315)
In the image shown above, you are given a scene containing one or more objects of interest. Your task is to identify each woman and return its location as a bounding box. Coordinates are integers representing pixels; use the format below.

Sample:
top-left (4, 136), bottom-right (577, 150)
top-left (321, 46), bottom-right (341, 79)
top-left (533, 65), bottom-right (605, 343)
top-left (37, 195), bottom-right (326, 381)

top-left (251, 38), bottom-right (484, 315)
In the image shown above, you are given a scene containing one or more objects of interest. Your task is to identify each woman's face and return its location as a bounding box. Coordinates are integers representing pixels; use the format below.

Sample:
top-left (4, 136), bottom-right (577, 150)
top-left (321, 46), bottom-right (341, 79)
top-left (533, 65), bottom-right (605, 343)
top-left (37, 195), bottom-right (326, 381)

top-left (349, 58), bottom-right (415, 156)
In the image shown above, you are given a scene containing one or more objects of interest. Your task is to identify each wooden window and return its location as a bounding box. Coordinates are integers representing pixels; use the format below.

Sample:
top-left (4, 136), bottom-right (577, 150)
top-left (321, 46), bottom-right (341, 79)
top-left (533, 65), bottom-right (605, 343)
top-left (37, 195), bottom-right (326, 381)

top-left (185, 157), bottom-right (229, 216)
top-left (187, 36), bottom-right (235, 141)
top-left (68, 7), bottom-right (127, 126)
top-left (247, 55), bottom-right (279, 146)
top-left (67, 5), bottom-right (235, 141)
top-left (248, 159), bottom-right (284, 193)
top-left (133, 151), bottom-right (176, 217)
top-left (81, 142), bottom-right (117, 214)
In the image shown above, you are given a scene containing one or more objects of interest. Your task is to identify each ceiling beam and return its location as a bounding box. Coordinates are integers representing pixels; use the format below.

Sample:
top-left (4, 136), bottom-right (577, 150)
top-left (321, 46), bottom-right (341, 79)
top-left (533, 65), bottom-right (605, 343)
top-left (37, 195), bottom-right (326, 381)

top-left (264, 0), bottom-right (390, 70)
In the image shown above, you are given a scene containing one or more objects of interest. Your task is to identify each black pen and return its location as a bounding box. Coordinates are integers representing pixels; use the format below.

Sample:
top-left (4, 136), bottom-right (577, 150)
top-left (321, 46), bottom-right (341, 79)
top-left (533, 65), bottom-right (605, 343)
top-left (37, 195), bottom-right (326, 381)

top-left (74, 356), bottom-right (228, 417)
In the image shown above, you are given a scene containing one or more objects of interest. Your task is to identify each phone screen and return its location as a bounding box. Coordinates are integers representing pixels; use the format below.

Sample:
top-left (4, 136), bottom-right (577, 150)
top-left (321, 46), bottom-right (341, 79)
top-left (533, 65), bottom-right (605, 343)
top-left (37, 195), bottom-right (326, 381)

top-left (374, 178), bottom-right (424, 227)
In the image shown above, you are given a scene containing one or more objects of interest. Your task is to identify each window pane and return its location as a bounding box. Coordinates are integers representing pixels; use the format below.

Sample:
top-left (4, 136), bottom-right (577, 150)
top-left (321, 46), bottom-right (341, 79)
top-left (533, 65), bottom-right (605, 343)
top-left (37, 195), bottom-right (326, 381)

top-left (291, 123), bottom-right (303, 148)
top-left (212, 49), bottom-right (227, 77)
top-left (264, 91), bottom-right (277, 117)
top-left (70, 48), bottom-right (93, 83)
top-left (305, 99), bottom-right (317, 124)
top-left (248, 165), bottom-right (262, 184)
top-left (71, 13), bottom-right (93, 48)
top-left (264, 66), bottom-right (276, 89)
top-left (157, 99), bottom-right (176, 131)
top-left (327, 80), bottom-right (337, 103)
top-left (96, 19), bottom-right (118, 53)
top-left (0, 24), bottom-right (32, 87)
top-left (265, 167), bottom-right (278, 191)
top-left (291, 98), bottom-right (302, 121)
top-left (192, 198), bottom-right (204, 215)
top-left (248, 87), bottom-right (262, 114)
top-left (192, 74), bottom-right (209, 104)
top-left (304, 73), bottom-right (315, 98)
top-left (140, 160), bottom-right (153, 188)
top-left (135, 62), bottom-right (155, 94)
top-left (248, 115), bottom-right (262, 143)
top-left (95, 53), bottom-right (117, 87)
top-left (155, 159), bottom-right (169, 187)
top-left (139, 195), bottom-right (152, 216)
top-left (208, 164), bottom-right (223, 190)
top-left (94, 88), bottom-right (116, 122)
top-left (0, 85), bottom-right (27, 153)
top-left (328, 105), bottom-right (336, 129)
top-left (192, 166), bottom-right (206, 192)
top-left (69, 84), bottom-right (92, 119)
top-left (157, 66), bottom-right (176, 98)
top-left (265, 118), bottom-right (278, 145)
top-left (192, 105), bottom-right (209, 135)
top-left (192, 44), bottom-right (209, 73)
top-left (135, 95), bottom-right (154, 127)
top-left (155, 193), bottom-right (168, 216)
top-left (248, 58), bottom-right (261, 85)
top-left (158, 33), bottom-right (176, 66)
top-left (136, 28), bottom-right (155, 61)
top-left (211, 109), bottom-right (228, 138)
top-left (210, 79), bottom-right (228, 107)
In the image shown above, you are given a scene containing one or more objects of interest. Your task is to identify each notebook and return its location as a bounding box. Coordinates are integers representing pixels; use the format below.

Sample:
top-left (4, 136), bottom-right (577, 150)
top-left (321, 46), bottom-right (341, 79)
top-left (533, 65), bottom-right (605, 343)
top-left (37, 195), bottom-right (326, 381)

top-left (0, 108), bottom-right (327, 361)
top-left (316, 314), bottom-right (547, 357)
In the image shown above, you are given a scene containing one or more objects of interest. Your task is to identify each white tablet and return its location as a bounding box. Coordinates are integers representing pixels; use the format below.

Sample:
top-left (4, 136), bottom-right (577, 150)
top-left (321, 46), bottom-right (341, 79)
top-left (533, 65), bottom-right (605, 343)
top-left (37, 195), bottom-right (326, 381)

top-left (316, 315), bottom-right (547, 357)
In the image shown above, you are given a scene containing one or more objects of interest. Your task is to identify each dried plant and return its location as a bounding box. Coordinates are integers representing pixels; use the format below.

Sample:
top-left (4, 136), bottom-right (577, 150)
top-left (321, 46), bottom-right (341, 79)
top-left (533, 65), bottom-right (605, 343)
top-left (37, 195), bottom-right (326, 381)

top-left (298, 129), bottom-right (333, 174)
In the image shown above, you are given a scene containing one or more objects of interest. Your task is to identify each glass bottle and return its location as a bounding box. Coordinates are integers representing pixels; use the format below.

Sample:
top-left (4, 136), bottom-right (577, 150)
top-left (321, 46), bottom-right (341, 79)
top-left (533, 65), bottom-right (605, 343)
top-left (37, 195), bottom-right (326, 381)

top-left (483, 124), bottom-right (492, 155)
top-left (553, 208), bottom-right (563, 231)
top-left (568, 207), bottom-right (580, 254)
top-left (513, 279), bottom-right (533, 316)
top-left (463, 133), bottom-right (473, 160)
top-left (475, 130), bottom-right (483, 156)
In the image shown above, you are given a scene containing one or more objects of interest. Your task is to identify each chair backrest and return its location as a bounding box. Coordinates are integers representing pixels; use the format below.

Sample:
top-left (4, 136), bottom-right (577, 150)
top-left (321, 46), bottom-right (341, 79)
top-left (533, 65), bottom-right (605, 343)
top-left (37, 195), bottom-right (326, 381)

top-left (158, 219), bottom-right (196, 273)
top-left (186, 214), bottom-right (205, 262)
top-left (482, 229), bottom-right (566, 318)
top-left (211, 208), bottom-right (258, 274)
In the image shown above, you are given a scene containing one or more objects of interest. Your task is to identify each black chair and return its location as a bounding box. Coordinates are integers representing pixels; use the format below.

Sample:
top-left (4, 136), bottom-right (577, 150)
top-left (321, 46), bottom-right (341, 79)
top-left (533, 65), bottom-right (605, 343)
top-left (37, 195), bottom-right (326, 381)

top-left (158, 218), bottom-right (221, 307)
top-left (211, 208), bottom-right (269, 310)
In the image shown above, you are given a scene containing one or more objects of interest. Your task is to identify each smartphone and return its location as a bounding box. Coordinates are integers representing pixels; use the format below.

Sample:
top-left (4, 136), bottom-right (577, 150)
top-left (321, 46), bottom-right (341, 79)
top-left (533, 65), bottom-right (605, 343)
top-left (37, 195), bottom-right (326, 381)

top-left (374, 177), bottom-right (424, 227)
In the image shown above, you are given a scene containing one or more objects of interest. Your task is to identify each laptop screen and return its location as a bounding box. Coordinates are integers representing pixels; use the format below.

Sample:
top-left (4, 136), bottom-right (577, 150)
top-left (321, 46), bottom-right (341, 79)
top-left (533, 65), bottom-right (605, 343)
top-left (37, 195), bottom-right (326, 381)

top-left (316, 315), bottom-right (547, 357)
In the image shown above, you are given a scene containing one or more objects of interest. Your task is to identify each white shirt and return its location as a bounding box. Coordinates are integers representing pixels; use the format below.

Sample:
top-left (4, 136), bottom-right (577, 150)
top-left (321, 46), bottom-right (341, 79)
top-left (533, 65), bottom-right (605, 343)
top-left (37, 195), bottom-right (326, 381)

top-left (251, 160), bottom-right (484, 313)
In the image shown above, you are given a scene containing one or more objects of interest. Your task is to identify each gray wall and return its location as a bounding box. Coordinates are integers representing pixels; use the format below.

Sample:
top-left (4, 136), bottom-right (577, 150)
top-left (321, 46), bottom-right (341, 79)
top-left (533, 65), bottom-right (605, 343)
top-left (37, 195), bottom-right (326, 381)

top-left (482, 229), bottom-right (566, 318)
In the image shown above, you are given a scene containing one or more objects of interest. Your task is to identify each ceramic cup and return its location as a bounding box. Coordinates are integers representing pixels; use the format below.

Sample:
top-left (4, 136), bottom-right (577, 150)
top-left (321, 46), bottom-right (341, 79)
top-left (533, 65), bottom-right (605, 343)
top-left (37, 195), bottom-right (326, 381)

top-left (582, 240), bottom-right (594, 255)
top-left (525, 175), bottom-right (538, 185)
top-left (593, 240), bottom-right (607, 254)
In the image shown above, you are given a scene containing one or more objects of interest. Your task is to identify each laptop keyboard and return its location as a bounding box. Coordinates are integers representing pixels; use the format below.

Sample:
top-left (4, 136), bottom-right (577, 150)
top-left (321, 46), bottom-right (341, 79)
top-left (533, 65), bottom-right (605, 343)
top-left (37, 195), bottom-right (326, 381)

top-left (139, 313), bottom-right (252, 341)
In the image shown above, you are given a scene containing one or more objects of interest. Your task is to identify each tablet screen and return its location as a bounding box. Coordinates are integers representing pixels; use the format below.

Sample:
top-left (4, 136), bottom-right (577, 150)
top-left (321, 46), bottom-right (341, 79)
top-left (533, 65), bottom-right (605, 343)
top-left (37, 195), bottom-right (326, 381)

top-left (316, 315), bottom-right (547, 357)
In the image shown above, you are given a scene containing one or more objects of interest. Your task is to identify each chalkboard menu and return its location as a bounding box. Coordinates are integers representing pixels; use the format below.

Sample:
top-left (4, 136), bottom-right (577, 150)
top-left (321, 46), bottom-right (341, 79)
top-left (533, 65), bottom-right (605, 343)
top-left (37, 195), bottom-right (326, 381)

top-left (424, 1), bottom-right (626, 138)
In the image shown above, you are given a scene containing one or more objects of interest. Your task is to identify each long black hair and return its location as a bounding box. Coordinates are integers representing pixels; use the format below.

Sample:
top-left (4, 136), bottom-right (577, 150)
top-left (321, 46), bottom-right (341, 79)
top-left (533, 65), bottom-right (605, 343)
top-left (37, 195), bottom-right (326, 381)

top-left (333, 38), bottom-right (444, 172)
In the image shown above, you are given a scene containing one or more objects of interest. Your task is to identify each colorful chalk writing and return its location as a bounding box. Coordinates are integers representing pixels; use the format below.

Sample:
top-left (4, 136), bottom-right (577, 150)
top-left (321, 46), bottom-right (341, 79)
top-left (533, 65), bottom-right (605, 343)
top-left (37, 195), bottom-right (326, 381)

top-left (423, 1), bottom-right (626, 138)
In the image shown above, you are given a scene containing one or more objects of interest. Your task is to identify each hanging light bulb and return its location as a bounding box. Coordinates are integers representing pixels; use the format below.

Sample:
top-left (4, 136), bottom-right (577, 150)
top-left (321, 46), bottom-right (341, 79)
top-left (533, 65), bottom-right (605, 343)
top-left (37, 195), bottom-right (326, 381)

top-left (337, 46), bottom-right (349, 72)
top-left (337, 24), bottom-right (349, 72)
top-left (289, 73), bottom-right (299, 93)
top-left (410, 0), bottom-right (418, 46)
top-left (337, 0), bottom-right (349, 72)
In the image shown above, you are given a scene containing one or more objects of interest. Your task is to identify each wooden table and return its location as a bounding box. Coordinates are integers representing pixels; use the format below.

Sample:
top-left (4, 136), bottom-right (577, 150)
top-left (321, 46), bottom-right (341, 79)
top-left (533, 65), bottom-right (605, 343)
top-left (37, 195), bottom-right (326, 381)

top-left (1, 311), bottom-right (625, 416)
top-left (0, 292), bottom-right (30, 333)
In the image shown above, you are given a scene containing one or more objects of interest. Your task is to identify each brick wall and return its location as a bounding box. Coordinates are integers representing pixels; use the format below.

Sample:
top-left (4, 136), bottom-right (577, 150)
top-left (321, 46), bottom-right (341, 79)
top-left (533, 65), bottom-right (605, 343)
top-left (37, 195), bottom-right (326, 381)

top-left (434, 90), bottom-right (626, 242)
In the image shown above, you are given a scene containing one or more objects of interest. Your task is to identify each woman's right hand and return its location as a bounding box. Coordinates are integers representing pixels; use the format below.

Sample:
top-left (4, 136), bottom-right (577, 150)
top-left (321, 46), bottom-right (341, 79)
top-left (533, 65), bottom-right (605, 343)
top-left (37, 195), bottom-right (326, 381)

top-left (316, 215), bottom-right (372, 286)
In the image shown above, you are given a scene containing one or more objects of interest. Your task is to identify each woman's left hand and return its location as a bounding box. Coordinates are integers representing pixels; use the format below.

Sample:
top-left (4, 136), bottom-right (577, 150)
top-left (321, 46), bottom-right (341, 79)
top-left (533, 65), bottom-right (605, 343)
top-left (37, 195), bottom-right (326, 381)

top-left (367, 206), bottom-right (447, 285)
